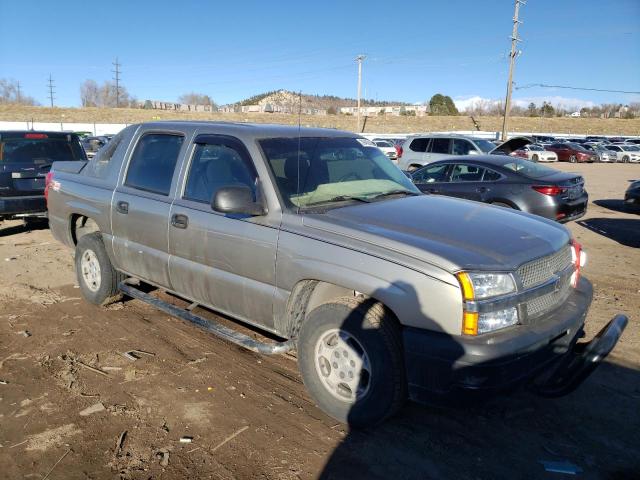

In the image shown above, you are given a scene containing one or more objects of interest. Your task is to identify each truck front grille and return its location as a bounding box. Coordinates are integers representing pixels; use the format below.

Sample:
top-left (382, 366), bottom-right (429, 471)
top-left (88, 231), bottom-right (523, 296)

top-left (517, 245), bottom-right (572, 289)
top-left (525, 274), bottom-right (572, 318)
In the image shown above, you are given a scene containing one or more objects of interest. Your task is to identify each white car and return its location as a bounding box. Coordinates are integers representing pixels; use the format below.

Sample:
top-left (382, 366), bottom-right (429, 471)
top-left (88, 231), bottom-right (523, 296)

top-left (512, 144), bottom-right (558, 162)
top-left (605, 145), bottom-right (640, 163)
top-left (373, 139), bottom-right (398, 163)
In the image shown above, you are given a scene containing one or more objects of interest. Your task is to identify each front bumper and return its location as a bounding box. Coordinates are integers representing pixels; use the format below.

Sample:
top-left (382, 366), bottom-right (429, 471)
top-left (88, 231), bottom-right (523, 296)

top-left (403, 278), bottom-right (627, 403)
top-left (0, 195), bottom-right (46, 218)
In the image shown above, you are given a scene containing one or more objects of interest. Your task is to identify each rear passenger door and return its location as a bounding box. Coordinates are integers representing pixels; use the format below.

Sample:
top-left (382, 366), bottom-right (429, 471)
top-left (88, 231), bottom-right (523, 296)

top-left (167, 134), bottom-right (279, 330)
top-left (424, 137), bottom-right (451, 163)
top-left (111, 131), bottom-right (186, 288)
top-left (445, 163), bottom-right (487, 201)
top-left (411, 163), bottom-right (452, 194)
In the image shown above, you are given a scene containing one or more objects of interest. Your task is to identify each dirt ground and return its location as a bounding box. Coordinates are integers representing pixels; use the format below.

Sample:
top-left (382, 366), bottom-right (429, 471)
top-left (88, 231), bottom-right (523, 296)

top-left (0, 163), bottom-right (638, 480)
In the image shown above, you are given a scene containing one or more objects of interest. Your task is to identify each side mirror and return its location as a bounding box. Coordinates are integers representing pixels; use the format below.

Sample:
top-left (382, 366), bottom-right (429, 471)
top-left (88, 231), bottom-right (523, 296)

top-left (212, 185), bottom-right (265, 216)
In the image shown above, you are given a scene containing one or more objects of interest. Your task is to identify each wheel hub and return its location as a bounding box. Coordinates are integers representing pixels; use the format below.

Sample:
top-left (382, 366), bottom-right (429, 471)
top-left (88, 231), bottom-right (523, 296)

top-left (80, 249), bottom-right (101, 292)
top-left (314, 329), bottom-right (371, 403)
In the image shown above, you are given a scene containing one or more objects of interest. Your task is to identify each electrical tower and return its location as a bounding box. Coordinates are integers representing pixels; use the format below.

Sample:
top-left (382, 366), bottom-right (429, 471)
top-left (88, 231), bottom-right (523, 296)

top-left (501, 0), bottom-right (525, 141)
top-left (112, 57), bottom-right (122, 107)
top-left (47, 74), bottom-right (55, 108)
top-left (355, 54), bottom-right (366, 132)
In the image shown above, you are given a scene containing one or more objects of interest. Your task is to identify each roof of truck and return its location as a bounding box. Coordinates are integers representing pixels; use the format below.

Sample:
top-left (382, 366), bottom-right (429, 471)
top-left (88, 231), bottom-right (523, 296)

top-left (134, 121), bottom-right (357, 139)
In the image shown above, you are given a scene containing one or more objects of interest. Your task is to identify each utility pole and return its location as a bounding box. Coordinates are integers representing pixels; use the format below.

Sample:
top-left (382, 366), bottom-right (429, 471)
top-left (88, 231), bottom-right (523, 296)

top-left (501, 0), bottom-right (525, 141)
top-left (112, 57), bottom-right (121, 107)
top-left (16, 81), bottom-right (22, 104)
top-left (47, 74), bottom-right (55, 108)
top-left (355, 54), bottom-right (366, 132)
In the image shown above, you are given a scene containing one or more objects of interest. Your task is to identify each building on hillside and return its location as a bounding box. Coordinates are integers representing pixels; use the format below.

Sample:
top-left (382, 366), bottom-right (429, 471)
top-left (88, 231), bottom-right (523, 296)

top-left (339, 105), bottom-right (429, 116)
top-left (141, 100), bottom-right (217, 112)
top-left (238, 104), bottom-right (327, 115)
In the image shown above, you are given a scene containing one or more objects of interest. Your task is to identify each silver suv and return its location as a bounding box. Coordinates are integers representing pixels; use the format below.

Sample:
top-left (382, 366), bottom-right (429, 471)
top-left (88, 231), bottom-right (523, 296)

top-left (398, 134), bottom-right (499, 171)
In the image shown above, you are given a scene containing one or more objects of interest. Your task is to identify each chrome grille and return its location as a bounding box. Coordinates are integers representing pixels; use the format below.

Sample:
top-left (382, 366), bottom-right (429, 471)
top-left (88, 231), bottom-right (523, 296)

top-left (517, 245), bottom-right (572, 289)
top-left (526, 274), bottom-right (572, 318)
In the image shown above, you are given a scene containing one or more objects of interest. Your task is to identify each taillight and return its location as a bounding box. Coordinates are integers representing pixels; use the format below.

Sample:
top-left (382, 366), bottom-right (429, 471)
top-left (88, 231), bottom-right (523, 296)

top-left (532, 185), bottom-right (567, 196)
top-left (44, 171), bottom-right (54, 205)
top-left (25, 133), bottom-right (48, 139)
top-left (570, 239), bottom-right (587, 287)
top-left (396, 146), bottom-right (403, 158)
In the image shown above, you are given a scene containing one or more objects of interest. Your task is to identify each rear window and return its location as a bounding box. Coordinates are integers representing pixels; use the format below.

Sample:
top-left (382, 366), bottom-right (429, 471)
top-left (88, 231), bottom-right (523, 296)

top-left (498, 158), bottom-right (558, 179)
top-left (409, 138), bottom-right (429, 152)
top-left (125, 133), bottom-right (184, 195)
top-left (0, 135), bottom-right (85, 163)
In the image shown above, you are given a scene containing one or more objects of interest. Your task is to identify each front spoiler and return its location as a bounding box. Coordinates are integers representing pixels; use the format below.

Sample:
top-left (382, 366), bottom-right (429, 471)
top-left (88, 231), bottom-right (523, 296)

top-left (529, 314), bottom-right (628, 397)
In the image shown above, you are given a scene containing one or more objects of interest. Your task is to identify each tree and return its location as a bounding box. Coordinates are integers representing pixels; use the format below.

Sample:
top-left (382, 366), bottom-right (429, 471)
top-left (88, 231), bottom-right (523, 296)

top-left (80, 79), bottom-right (99, 107)
top-left (429, 94), bottom-right (458, 115)
top-left (0, 78), bottom-right (38, 105)
top-left (540, 102), bottom-right (555, 117)
top-left (327, 106), bottom-right (337, 115)
top-left (527, 102), bottom-right (538, 117)
top-left (178, 92), bottom-right (216, 107)
top-left (79, 79), bottom-right (134, 108)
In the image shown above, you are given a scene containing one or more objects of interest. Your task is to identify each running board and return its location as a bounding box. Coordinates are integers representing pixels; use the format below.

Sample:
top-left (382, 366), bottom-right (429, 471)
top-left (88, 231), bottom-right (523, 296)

top-left (119, 283), bottom-right (295, 355)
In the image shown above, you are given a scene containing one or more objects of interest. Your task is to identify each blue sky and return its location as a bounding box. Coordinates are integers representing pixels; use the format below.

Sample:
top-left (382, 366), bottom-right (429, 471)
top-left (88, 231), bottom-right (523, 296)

top-left (1, 0), bottom-right (638, 109)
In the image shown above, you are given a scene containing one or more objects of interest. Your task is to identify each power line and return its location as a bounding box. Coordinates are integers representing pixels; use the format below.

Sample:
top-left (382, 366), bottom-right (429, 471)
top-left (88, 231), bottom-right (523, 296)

top-left (501, 0), bottom-right (525, 141)
top-left (112, 57), bottom-right (121, 107)
top-left (515, 83), bottom-right (640, 95)
top-left (47, 74), bottom-right (55, 108)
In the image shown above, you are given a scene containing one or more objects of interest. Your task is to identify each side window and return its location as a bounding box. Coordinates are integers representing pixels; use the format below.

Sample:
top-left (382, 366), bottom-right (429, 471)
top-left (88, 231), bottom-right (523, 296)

top-left (483, 169), bottom-right (502, 182)
top-left (125, 133), bottom-right (184, 195)
top-left (184, 143), bottom-right (256, 204)
top-left (450, 164), bottom-right (485, 182)
top-left (452, 139), bottom-right (474, 155)
top-left (85, 132), bottom-right (124, 179)
top-left (413, 164), bottom-right (450, 184)
top-left (409, 138), bottom-right (430, 152)
top-left (430, 138), bottom-right (451, 154)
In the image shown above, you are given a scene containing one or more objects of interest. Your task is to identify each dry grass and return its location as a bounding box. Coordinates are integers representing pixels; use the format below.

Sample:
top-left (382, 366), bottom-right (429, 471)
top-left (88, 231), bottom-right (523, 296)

top-left (1, 105), bottom-right (639, 135)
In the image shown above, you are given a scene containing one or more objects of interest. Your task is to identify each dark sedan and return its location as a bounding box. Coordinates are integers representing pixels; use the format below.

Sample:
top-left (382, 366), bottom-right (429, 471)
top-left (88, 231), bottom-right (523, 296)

top-left (625, 180), bottom-right (640, 211)
top-left (410, 156), bottom-right (588, 222)
top-left (545, 142), bottom-right (596, 163)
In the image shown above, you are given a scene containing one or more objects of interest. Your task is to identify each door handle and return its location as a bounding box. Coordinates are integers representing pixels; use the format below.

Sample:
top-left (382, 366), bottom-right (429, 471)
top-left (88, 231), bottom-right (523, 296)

top-left (116, 201), bottom-right (129, 214)
top-left (171, 214), bottom-right (189, 229)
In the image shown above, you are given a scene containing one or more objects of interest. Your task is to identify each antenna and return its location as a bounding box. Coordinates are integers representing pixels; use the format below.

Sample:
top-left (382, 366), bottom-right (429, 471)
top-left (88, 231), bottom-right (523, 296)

top-left (47, 74), bottom-right (55, 108)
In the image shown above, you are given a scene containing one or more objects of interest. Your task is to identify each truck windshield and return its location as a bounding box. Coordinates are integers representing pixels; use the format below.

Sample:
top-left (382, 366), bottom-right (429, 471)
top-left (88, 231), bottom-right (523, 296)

top-left (260, 137), bottom-right (419, 209)
top-left (0, 136), bottom-right (85, 163)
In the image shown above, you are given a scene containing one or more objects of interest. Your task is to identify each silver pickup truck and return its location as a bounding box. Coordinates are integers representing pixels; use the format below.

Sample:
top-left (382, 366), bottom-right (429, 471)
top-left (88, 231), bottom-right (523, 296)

top-left (46, 121), bottom-right (627, 426)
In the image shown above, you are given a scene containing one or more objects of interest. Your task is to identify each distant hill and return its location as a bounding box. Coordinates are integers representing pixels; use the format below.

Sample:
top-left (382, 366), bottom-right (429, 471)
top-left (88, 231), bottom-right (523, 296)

top-left (237, 89), bottom-right (412, 110)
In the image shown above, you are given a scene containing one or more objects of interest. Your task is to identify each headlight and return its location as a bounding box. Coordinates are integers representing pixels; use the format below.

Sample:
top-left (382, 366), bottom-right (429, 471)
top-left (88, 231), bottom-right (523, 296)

top-left (478, 307), bottom-right (519, 334)
top-left (457, 272), bottom-right (516, 300)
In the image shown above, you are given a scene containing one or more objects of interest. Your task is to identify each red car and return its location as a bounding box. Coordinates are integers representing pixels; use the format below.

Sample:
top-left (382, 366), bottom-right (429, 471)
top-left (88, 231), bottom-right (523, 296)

top-left (545, 142), bottom-right (596, 163)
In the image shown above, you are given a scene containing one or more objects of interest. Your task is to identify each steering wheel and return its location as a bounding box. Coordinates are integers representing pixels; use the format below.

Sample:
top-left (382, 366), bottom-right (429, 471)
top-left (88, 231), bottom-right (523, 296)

top-left (338, 172), bottom-right (362, 182)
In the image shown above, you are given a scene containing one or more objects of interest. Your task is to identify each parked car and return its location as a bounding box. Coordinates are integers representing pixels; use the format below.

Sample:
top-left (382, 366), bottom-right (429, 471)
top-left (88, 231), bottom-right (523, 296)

top-left (81, 136), bottom-right (107, 159)
top-left (625, 138), bottom-right (640, 145)
top-left (0, 131), bottom-right (86, 222)
top-left (511, 144), bottom-right (558, 162)
top-left (532, 135), bottom-right (556, 144)
top-left (545, 142), bottom-right (597, 163)
top-left (624, 180), bottom-right (640, 210)
top-left (582, 144), bottom-right (617, 162)
top-left (372, 139), bottom-right (398, 163)
top-left (604, 144), bottom-right (640, 163)
top-left (46, 122), bottom-right (626, 426)
top-left (410, 155), bottom-right (588, 222)
top-left (397, 134), bottom-right (527, 170)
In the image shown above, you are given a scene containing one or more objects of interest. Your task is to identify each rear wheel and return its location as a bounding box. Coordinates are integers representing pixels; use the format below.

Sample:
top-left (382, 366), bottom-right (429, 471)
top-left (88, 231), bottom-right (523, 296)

top-left (532, 154), bottom-right (539, 162)
top-left (622, 155), bottom-right (630, 163)
top-left (297, 296), bottom-right (406, 427)
top-left (75, 232), bottom-right (125, 305)
top-left (408, 164), bottom-right (421, 172)
top-left (569, 155), bottom-right (577, 163)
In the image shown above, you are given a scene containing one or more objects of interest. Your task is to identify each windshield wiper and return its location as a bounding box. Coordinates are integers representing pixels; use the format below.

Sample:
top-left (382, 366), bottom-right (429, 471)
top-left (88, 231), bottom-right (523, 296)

top-left (305, 195), bottom-right (372, 207)
top-left (368, 189), bottom-right (421, 200)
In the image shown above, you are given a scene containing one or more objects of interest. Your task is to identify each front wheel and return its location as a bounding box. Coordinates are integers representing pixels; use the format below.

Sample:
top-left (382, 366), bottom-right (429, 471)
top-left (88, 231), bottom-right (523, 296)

top-left (622, 156), bottom-right (629, 163)
top-left (297, 296), bottom-right (406, 427)
top-left (569, 155), bottom-right (577, 163)
top-left (532, 154), bottom-right (539, 162)
top-left (75, 232), bottom-right (126, 305)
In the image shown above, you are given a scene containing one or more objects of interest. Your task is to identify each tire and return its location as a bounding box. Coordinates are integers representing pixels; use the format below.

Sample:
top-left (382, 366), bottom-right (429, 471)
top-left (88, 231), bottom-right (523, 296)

top-left (408, 164), bottom-right (421, 172)
top-left (75, 232), bottom-right (125, 305)
top-left (569, 155), bottom-right (577, 163)
top-left (297, 296), bottom-right (406, 427)
top-left (532, 154), bottom-right (539, 162)
top-left (622, 156), bottom-right (629, 163)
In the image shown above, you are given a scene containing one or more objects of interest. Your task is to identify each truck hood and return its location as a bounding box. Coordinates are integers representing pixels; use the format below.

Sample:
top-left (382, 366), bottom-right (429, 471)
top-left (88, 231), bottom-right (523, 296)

top-left (302, 195), bottom-right (570, 273)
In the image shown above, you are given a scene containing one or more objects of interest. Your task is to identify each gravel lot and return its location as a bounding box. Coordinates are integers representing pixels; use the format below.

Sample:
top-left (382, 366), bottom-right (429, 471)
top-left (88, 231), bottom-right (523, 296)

top-left (0, 163), bottom-right (638, 480)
